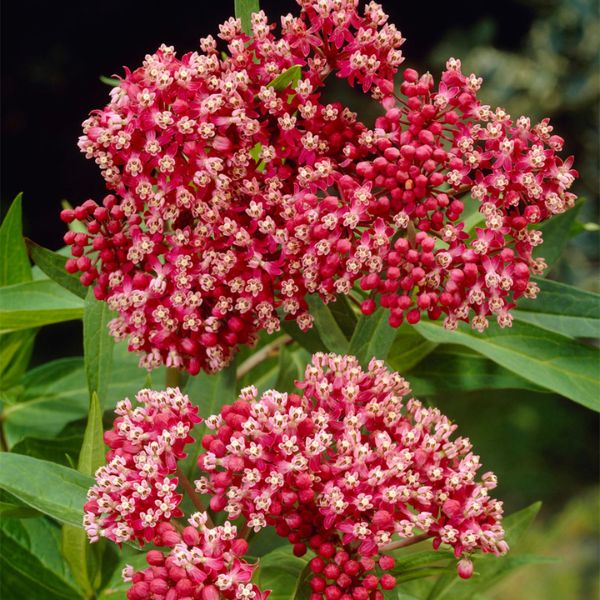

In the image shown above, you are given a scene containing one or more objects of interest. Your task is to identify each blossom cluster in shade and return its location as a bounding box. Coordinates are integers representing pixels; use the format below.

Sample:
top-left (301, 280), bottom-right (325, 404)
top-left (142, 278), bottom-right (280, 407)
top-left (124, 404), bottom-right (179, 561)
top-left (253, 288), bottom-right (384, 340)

top-left (63, 0), bottom-right (577, 375)
top-left (123, 516), bottom-right (265, 600)
top-left (196, 353), bottom-right (507, 597)
top-left (83, 388), bottom-right (200, 544)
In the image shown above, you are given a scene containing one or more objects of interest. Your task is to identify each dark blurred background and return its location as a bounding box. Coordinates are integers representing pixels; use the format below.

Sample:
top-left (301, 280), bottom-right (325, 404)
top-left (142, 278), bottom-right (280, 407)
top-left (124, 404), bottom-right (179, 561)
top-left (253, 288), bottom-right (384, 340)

top-left (2, 1), bottom-right (598, 597)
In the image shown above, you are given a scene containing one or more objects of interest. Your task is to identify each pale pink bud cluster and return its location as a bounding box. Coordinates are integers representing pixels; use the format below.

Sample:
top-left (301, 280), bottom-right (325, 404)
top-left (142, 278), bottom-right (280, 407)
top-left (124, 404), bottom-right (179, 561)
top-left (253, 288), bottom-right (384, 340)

top-left (197, 353), bottom-right (507, 597)
top-left (123, 514), bottom-right (265, 600)
top-left (84, 388), bottom-right (200, 544)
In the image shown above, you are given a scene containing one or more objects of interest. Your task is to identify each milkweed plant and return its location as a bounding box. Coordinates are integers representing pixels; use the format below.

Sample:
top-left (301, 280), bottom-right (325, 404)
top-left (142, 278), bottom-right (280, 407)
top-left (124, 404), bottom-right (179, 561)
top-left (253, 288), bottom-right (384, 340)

top-left (0, 1), bottom-right (598, 599)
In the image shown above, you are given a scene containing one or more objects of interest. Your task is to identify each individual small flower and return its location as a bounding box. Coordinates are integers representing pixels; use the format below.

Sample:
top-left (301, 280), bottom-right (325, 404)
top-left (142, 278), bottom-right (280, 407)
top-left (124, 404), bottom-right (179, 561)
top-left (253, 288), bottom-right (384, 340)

top-left (197, 353), bottom-right (507, 597)
top-left (84, 388), bottom-right (200, 545)
top-left (125, 514), bottom-right (267, 600)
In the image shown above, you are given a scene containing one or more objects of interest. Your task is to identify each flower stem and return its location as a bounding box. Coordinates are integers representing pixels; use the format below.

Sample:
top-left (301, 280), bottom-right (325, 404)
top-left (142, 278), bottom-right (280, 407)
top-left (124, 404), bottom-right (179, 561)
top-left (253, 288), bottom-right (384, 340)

top-left (176, 467), bottom-right (215, 527)
top-left (166, 367), bottom-right (181, 389)
top-left (380, 533), bottom-right (431, 553)
top-left (236, 335), bottom-right (291, 380)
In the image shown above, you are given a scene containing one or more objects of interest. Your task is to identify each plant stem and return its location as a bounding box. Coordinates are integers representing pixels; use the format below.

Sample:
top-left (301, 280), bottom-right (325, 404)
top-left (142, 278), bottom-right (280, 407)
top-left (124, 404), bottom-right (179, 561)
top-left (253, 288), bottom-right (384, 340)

top-left (166, 367), bottom-right (181, 389)
top-left (236, 335), bottom-right (291, 380)
top-left (380, 533), bottom-right (431, 553)
top-left (176, 467), bottom-right (215, 527)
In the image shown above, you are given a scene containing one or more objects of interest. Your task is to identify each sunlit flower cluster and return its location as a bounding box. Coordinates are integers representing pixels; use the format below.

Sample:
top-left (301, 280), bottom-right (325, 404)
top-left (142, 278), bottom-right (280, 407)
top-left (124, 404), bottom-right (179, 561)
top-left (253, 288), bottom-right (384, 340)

top-left (196, 353), bottom-right (507, 597)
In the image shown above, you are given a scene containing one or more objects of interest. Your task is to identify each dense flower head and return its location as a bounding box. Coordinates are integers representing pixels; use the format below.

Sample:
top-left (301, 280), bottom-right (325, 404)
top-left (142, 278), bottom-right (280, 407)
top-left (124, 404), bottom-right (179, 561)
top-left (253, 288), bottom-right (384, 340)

top-left (61, 2), bottom-right (403, 375)
top-left (352, 59), bottom-right (577, 330)
top-left (197, 353), bottom-right (507, 596)
top-left (62, 0), bottom-right (576, 375)
top-left (84, 388), bottom-right (200, 544)
top-left (123, 513), bottom-right (267, 600)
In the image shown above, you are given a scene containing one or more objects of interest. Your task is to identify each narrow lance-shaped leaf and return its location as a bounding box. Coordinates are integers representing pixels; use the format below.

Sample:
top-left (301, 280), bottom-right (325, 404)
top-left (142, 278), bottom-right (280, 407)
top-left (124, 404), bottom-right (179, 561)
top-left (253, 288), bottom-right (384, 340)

top-left (512, 276), bottom-right (600, 338)
top-left (415, 320), bottom-right (599, 412)
top-left (535, 200), bottom-right (582, 270)
top-left (256, 545), bottom-right (313, 600)
top-left (84, 289), bottom-right (115, 406)
top-left (26, 239), bottom-right (87, 299)
top-left (0, 517), bottom-right (84, 599)
top-left (268, 65), bottom-right (302, 92)
top-left (0, 453), bottom-right (93, 528)
top-left (305, 295), bottom-right (350, 354)
top-left (234, 0), bottom-right (260, 35)
top-left (387, 324), bottom-right (437, 373)
top-left (0, 279), bottom-right (84, 332)
top-left (0, 328), bottom-right (37, 391)
top-left (406, 345), bottom-right (545, 396)
top-left (349, 307), bottom-right (398, 368)
top-left (62, 392), bottom-right (106, 596)
top-left (0, 192), bottom-right (32, 286)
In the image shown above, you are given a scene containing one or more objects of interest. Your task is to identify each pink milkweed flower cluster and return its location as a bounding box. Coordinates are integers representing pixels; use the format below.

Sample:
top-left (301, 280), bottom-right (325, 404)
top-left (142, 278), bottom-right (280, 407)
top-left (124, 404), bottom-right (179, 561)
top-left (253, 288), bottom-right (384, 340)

top-left (84, 355), bottom-right (505, 598)
top-left (61, 1), bottom-right (404, 375)
top-left (196, 353), bottom-right (507, 598)
top-left (123, 516), bottom-right (266, 600)
top-left (83, 388), bottom-right (200, 545)
top-left (62, 0), bottom-right (577, 375)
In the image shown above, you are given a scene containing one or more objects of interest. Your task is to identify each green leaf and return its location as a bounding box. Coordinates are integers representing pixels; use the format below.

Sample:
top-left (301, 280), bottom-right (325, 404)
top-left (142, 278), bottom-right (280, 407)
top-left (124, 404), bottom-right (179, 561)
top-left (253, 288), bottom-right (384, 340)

top-left (275, 345), bottom-right (311, 393)
top-left (535, 201), bottom-right (582, 270)
top-left (11, 434), bottom-right (83, 467)
top-left (269, 65), bottom-right (302, 92)
top-left (512, 277), bottom-right (600, 338)
top-left (180, 360), bottom-right (238, 477)
top-left (2, 343), bottom-right (165, 447)
top-left (84, 289), bottom-right (115, 405)
top-left (0, 453), bottom-right (92, 528)
top-left (280, 316), bottom-right (327, 354)
top-left (0, 192), bottom-right (32, 286)
top-left (256, 545), bottom-right (312, 600)
top-left (62, 390), bottom-right (111, 597)
top-left (234, 0), bottom-right (260, 35)
top-left (305, 295), bottom-right (350, 354)
top-left (391, 550), bottom-right (455, 575)
top-left (99, 75), bottom-right (120, 87)
top-left (0, 328), bottom-right (37, 390)
top-left (0, 517), bottom-right (83, 599)
top-left (328, 294), bottom-right (358, 339)
top-left (62, 526), bottom-right (95, 597)
top-left (415, 320), bottom-right (599, 411)
top-left (406, 345), bottom-right (544, 396)
top-left (98, 552), bottom-right (148, 599)
top-left (26, 239), bottom-right (87, 299)
top-left (2, 358), bottom-right (90, 447)
top-left (349, 307), bottom-right (398, 368)
top-left (0, 279), bottom-right (84, 332)
top-left (78, 391), bottom-right (105, 477)
top-left (0, 489), bottom-right (41, 518)
top-left (387, 325), bottom-right (437, 372)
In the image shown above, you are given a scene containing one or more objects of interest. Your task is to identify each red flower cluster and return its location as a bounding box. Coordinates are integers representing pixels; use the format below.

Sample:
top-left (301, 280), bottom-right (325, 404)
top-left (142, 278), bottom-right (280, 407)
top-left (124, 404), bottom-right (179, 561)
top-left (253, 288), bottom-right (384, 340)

top-left (63, 0), bottom-right (576, 375)
top-left (352, 59), bottom-right (577, 330)
top-left (84, 388), bottom-right (200, 544)
top-left (61, 2), bottom-right (403, 374)
top-left (123, 516), bottom-right (265, 600)
top-left (197, 353), bottom-right (507, 598)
